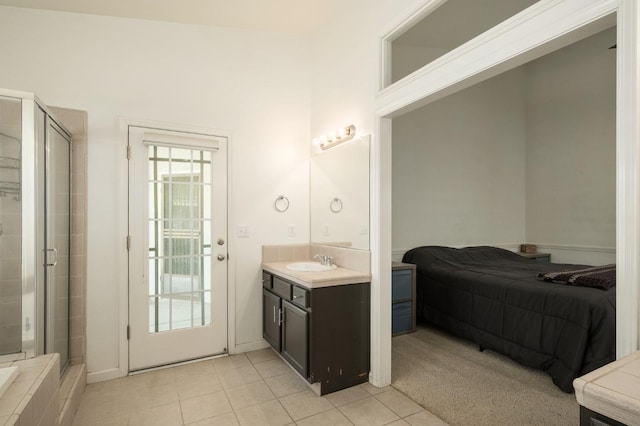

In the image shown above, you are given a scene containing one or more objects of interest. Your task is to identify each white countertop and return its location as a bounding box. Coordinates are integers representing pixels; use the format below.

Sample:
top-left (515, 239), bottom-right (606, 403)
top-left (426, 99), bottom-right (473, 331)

top-left (574, 350), bottom-right (640, 425)
top-left (262, 261), bottom-right (371, 288)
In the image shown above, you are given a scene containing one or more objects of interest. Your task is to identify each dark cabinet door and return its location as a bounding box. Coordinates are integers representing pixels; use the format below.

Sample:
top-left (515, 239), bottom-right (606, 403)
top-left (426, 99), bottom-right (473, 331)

top-left (263, 289), bottom-right (281, 351)
top-left (311, 283), bottom-right (370, 393)
top-left (281, 300), bottom-right (308, 378)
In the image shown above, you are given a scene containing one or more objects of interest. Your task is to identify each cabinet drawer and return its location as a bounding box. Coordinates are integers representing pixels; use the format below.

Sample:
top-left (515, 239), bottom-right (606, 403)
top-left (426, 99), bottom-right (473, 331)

top-left (392, 269), bottom-right (412, 301)
top-left (262, 272), bottom-right (272, 289)
top-left (291, 286), bottom-right (309, 309)
top-left (272, 276), bottom-right (292, 300)
top-left (392, 301), bottom-right (413, 335)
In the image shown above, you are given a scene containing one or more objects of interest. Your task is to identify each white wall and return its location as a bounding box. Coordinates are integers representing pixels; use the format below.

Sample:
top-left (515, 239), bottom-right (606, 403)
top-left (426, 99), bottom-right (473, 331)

top-left (310, 1), bottom-right (425, 138)
top-left (392, 68), bottom-right (528, 252)
top-left (0, 6), bottom-right (311, 378)
top-left (525, 27), bottom-right (616, 263)
top-left (0, 0), bottom-right (430, 385)
top-left (309, 0), bottom-right (429, 388)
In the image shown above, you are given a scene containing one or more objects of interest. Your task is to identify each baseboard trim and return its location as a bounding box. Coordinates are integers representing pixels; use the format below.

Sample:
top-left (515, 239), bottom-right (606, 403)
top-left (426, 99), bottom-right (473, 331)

top-left (86, 367), bottom-right (122, 384)
top-left (232, 339), bottom-right (270, 354)
top-left (532, 243), bottom-right (615, 253)
top-left (86, 341), bottom-right (270, 382)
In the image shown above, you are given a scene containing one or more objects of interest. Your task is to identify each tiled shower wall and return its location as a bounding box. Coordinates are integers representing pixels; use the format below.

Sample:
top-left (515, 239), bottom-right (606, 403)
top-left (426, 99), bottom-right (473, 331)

top-left (51, 106), bottom-right (87, 366)
top-left (0, 98), bottom-right (22, 356)
top-left (0, 195), bottom-right (21, 355)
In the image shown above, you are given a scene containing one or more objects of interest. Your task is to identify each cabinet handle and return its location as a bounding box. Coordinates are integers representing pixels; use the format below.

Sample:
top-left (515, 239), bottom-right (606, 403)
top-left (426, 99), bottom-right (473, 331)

top-left (44, 248), bottom-right (58, 266)
top-left (273, 306), bottom-right (276, 323)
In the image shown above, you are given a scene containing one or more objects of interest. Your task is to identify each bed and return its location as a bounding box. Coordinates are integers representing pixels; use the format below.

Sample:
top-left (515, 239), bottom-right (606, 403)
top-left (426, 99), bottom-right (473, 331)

top-left (401, 245), bottom-right (616, 392)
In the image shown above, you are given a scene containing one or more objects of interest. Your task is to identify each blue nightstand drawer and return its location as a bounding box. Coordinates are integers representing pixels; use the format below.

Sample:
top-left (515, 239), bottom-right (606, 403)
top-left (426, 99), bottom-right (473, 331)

top-left (392, 269), bottom-right (412, 301)
top-left (392, 301), bottom-right (412, 334)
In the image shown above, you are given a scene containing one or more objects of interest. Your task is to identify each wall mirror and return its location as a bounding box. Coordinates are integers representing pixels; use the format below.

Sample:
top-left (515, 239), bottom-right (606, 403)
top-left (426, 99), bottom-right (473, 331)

top-left (310, 135), bottom-right (370, 250)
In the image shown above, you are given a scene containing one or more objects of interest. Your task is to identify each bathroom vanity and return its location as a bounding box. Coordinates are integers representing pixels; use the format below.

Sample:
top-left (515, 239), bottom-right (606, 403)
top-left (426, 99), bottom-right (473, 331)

top-left (261, 262), bottom-right (370, 395)
top-left (574, 350), bottom-right (640, 426)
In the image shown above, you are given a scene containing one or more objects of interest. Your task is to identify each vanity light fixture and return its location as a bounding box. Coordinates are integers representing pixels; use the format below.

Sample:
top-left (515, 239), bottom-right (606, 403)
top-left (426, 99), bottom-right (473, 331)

top-left (315, 124), bottom-right (356, 151)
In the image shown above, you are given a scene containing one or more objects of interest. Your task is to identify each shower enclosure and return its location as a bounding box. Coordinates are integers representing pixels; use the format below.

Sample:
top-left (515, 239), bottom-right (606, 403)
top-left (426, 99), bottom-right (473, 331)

top-left (0, 88), bottom-right (71, 373)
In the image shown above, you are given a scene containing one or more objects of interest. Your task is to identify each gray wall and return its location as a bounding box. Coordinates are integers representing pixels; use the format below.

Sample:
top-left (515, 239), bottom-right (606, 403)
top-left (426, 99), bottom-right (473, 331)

top-left (392, 67), bottom-right (527, 250)
top-left (392, 27), bottom-right (616, 264)
top-left (525, 28), bottom-right (616, 252)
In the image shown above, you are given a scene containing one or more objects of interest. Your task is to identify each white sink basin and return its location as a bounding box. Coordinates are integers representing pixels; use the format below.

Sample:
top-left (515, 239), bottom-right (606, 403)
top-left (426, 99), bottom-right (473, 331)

top-left (286, 262), bottom-right (337, 272)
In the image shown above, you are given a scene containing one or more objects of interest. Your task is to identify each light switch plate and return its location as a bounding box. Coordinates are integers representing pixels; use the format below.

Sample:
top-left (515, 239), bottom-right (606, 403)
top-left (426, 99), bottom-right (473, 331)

top-left (237, 225), bottom-right (249, 238)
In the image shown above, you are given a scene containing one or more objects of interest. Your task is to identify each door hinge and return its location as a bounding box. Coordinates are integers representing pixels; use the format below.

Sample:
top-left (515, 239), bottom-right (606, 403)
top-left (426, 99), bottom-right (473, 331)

top-left (127, 145), bottom-right (132, 160)
top-left (126, 236), bottom-right (131, 250)
top-left (127, 325), bottom-right (130, 340)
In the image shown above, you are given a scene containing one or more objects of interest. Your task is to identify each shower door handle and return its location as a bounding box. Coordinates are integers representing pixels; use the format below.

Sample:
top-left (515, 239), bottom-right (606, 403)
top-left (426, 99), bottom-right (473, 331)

top-left (44, 248), bottom-right (58, 266)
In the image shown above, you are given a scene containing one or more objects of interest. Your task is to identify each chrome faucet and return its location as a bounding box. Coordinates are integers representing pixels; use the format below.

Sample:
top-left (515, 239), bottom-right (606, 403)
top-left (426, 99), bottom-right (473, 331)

top-left (313, 254), bottom-right (333, 266)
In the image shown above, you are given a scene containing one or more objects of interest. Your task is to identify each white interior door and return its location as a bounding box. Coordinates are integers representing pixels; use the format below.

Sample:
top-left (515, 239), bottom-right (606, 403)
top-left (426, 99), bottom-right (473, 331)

top-left (128, 126), bottom-right (228, 371)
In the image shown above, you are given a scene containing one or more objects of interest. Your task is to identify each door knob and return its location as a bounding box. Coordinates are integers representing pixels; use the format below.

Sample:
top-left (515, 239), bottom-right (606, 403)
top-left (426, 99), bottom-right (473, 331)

top-left (217, 254), bottom-right (226, 261)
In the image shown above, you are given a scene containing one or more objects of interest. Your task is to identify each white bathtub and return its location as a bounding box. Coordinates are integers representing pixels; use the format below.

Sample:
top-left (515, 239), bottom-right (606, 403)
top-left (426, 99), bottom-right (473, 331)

top-left (0, 366), bottom-right (19, 398)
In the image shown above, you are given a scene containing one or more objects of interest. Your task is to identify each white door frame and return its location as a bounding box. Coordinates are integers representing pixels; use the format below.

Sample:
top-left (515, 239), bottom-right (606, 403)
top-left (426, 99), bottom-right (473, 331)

top-left (370, 0), bottom-right (639, 387)
top-left (117, 118), bottom-right (235, 378)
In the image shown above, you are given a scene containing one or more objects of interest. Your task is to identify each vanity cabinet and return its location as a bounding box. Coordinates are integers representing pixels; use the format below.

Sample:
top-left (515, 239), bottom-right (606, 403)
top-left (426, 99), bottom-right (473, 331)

top-left (262, 270), bottom-right (370, 395)
top-left (579, 407), bottom-right (626, 426)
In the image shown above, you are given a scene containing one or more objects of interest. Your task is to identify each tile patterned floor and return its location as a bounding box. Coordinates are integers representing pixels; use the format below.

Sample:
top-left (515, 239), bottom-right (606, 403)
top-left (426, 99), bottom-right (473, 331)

top-left (72, 348), bottom-right (448, 425)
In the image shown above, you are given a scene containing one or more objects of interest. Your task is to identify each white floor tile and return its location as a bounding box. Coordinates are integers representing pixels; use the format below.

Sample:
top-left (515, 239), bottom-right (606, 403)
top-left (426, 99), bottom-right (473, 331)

top-left (71, 350), bottom-right (444, 426)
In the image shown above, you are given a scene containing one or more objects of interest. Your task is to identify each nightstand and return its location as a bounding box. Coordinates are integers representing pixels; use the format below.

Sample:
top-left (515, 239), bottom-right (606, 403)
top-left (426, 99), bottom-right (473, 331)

top-left (392, 262), bottom-right (416, 336)
top-left (517, 252), bottom-right (551, 262)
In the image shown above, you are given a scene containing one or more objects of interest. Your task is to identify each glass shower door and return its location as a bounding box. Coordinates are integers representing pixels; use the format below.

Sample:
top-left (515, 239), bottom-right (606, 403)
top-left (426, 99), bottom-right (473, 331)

top-left (0, 89), bottom-right (71, 369)
top-left (45, 118), bottom-right (70, 371)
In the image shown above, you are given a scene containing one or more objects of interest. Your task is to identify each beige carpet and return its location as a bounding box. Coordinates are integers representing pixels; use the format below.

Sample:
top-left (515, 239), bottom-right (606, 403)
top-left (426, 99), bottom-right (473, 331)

top-left (391, 325), bottom-right (579, 426)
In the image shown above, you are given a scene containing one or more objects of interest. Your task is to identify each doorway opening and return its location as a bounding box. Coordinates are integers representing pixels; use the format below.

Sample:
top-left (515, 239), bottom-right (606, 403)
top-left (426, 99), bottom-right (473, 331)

top-left (373, 1), bottom-right (639, 422)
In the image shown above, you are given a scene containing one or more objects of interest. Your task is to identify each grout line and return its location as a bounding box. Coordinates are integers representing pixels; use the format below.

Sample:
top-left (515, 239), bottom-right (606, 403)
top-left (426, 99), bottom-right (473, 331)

top-left (72, 350), bottom-right (440, 426)
top-left (177, 398), bottom-right (186, 426)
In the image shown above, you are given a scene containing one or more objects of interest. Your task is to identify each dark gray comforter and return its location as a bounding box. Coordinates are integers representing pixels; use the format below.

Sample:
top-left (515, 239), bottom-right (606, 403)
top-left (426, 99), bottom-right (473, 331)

top-left (402, 246), bottom-right (616, 393)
